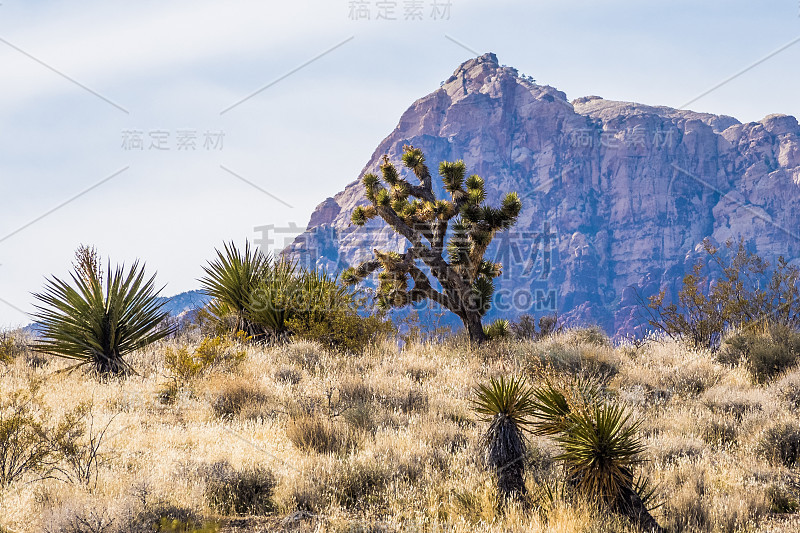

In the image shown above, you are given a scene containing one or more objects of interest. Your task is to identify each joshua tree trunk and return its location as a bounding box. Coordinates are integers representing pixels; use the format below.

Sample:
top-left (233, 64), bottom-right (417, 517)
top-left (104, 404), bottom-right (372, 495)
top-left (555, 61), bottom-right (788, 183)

top-left (461, 309), bottom-right (488, 343)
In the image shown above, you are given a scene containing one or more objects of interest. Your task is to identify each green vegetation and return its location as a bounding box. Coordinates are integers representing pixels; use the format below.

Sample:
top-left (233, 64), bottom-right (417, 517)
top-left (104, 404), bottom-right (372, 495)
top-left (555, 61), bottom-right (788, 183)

top-left (31, 246), bottom-right (174, 375)
top-left (164, 334), bottom-right (247, 381)
top-left (644, 239), bottom-right (800, 351)
top-left (471, 376), bottom-right (536, 500)
top-left (199, 242), bottom-right (391, 353)
top-left (472, 377), bottom-right (663, 530)
top-left (343, 145), bottom-right (522, 343)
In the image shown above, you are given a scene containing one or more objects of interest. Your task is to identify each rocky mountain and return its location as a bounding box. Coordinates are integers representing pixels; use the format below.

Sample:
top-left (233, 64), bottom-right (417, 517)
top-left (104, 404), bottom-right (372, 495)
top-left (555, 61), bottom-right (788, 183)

top-left (285, 53), bottom-right (800, 336)
top-left (155, 290), bottom-right (210, 318)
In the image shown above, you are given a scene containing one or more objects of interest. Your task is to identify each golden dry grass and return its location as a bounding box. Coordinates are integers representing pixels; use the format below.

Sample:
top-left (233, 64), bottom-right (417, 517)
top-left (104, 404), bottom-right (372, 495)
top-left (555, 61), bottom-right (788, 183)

top-left (1, 330), bottom-right (800, 532)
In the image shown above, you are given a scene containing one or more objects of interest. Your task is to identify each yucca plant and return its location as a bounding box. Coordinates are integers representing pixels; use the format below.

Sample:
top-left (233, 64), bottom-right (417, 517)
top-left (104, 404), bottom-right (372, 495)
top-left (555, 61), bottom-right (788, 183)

top-left (32, 257), bottom-right (174, 375)
top-left (199, 241), bottom-right (271, 338)
top-left (529, 381), bottom-right (663, 532)
top-left (484, 318), bottom-right (511, 340)
top-left (246, 258), bottom-right (299, 336)
top-left (471, 376), bottom-right (537, 500)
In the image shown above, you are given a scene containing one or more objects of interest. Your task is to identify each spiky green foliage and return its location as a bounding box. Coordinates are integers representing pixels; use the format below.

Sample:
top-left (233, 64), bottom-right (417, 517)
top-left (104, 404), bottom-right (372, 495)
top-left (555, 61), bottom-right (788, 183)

top-left (200, 242), bottom-right (388, 350)
top-left (246, 259), bottom-right (299, 335)
top-left (484, 318), bottom-right (511, 340)
top-left (347, 145), bottom-right (522, 343)
top-left (471, 376), bottom-right (536, 499)
top-left (199, 241), bottom-right (271, 337)
top-left (32, 257), bottom-right (173, 375)
top-left (555, 404), bottom-right (644, 506)
top-left (528, 381), bottom-right (663, 531)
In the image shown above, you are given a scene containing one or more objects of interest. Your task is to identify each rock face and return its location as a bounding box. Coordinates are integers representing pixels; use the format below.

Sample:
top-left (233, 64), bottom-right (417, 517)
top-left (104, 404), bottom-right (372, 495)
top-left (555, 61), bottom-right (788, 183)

top-left (285, 53), bottom-right (800, 336)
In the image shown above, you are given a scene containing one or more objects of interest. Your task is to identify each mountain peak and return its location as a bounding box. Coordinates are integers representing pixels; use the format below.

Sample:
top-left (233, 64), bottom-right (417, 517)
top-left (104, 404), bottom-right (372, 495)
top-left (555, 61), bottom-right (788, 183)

top-left (445, 52), bottom-right (510, 86)
top-left (287, 54), bottom-right (800, 338)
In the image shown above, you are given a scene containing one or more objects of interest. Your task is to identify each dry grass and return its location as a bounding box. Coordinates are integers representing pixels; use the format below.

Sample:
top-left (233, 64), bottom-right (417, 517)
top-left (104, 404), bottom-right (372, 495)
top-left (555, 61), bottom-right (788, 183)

top-left (1, 330), bottom-right (800, 532)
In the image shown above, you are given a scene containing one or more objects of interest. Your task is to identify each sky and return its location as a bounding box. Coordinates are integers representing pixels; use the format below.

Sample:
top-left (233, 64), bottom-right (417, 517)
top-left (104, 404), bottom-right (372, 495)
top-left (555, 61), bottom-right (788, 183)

top-left (1, 0), bottom-right (799, 327)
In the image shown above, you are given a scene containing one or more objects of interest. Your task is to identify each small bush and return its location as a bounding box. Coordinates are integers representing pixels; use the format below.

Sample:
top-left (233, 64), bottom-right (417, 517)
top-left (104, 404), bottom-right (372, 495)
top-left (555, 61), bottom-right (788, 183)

top-left (382, 387), bottom-right (429, 414)
top-left (0, 392), bottom-right (51, 487)
top-left (203, 461), bottom-right (277, 516)
top-left (767, 483), bottom-right (799, 514)
top-left (287, 309), bottom-right (393, 355)
top-left (777, 372), bottom-right (800, 409)
top-left (721, 327), bottom-right (800, 383)
top-left (286, 414), bottom-right (360, 455)
top-left (274, 367), bottom-right (303, 385)
top-left (758, 422), bottom-right (800, 467)
top-left (343, 403), bottom-right (377, 433)
top-left (644, 239), bottom-right (800, 351)
top-left (0, 333), bottom-right (22, 364)
top-left (510, 314), bottom-right (561, 340)
top-left (330, 459), bottom-right (391, 510)
top-left (164, 335), bottom-right (246, 381)
top-left (699, 415), bottom-right (738, 448)
top-left (568, 326), bottom-right (612, 347)
top-left (209, 381), bottom-right (271, 420)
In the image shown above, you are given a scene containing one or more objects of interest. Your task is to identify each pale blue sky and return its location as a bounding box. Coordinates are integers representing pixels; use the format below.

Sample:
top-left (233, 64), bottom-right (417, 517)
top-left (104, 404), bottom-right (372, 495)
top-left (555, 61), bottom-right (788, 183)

top-left (1, 0), bottom-right (799, 326)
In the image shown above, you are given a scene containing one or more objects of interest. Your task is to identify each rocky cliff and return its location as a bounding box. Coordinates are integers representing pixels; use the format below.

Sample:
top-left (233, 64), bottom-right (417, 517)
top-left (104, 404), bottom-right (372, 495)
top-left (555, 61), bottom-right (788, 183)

top-left (285, 53), bottom-right (800, 336)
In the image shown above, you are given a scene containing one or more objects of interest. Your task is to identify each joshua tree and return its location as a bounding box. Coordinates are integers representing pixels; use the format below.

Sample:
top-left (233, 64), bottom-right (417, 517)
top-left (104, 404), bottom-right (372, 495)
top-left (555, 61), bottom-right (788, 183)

top-left (343, 145), bottom-right (521, 343)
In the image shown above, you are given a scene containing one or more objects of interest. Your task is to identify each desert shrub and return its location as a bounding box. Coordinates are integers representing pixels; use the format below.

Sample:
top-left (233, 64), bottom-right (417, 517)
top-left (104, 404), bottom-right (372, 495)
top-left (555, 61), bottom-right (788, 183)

top-left (381, 387), bottom-right (429, 414)
top-left (0, 332), bottom-right (29, 365)
top-left (720, 326), bottom-right (800, 383)
top-left (155, 519), bottom-right (220, 533)
top-left (0, 391), bottom-right (51, 487)
top-left (43, 506), bottom-right (116, 533)
top-left (164, 334), bottom-right (246, 381)
top-left (330, 458), bottom-right (391, 510)
top-left (758, 422), bottom-right (800, 467)
top-left (274, 367), bottom-right (303, 385)
top-left (144, 502), bottom-right (214, 533)
top-left (203, 461), bottom-right (277, 516)
top-left (48, 402), bottom-right (115, 488)
top-left (337, 379), bottom-right (374, 405)
top-left (404, 364), bottom-right (435, 383)
top-left (209, 381), bottom-right (270, 420)
top-left (343, 403), bottom-right (377, 433)
top-left (766, 483), bottom-right (799, 514)
top-left (286, 413), bottom-right (360, 455)
top-left (200, 242), bottom-right (390, 351)
top-left (777, 371), bottom-right (800, 409)
top-left (699, 414), bottom-right (738, 448)
top-left (643, 239), bottom-right (800, 351)
top-left (287, 308), bottom-right (392, 355)
top-left (510, 314), bottom-right (561, 340)
top-left (567, 326), bottom-right (612, 347)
